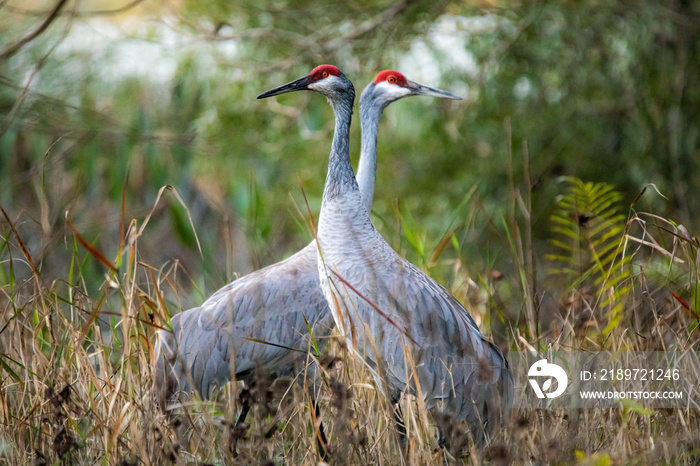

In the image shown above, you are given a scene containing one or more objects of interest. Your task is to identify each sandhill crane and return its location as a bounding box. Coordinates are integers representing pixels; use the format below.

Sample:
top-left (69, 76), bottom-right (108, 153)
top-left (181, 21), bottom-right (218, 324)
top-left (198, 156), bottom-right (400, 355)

top-left (153, 65), bottom-right (460, 456)
top-left (259, 67), bottom-right (513, 452)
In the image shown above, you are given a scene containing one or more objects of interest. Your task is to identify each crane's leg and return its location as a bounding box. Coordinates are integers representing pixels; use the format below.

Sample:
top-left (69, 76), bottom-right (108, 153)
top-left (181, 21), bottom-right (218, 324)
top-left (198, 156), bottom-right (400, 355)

top-left (437, 426), bottom-right (449, 450)
top-left (313, 400), bottom-right (330, 461)
top-left (391, 390), bottom-right (407, 450)
top-left (304, 358), bottom-right (330, 460)
top-left (230, 399), bottom-right (251, 458)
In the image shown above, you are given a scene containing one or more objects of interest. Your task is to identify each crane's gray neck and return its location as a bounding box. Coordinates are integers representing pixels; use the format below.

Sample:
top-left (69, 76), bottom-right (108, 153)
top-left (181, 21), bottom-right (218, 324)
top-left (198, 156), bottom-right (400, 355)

top-left (356, 90), bottom-right (386, 213)
top-left (323, 93), bottom-right (357, 204)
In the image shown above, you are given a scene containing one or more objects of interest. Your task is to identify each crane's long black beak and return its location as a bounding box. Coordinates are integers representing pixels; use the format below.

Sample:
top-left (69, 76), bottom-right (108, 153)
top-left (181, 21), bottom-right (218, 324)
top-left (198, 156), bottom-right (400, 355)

top-left (257, 75), bottom-right (312, 99)
top-left (406, 80), bottom-right (462, 100)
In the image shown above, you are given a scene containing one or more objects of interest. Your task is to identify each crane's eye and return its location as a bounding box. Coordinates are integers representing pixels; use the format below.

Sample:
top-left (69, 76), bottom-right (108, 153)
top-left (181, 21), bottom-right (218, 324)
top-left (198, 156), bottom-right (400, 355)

top-left (322, 71), bottom-right (329, 78)
top-left (388, 76), bottom-right (396, 84)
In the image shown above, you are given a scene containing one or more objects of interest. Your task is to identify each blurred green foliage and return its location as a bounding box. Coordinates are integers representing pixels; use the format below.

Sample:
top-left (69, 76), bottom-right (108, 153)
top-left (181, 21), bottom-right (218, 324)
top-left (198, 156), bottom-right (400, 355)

top-left (0, 0), bottom-right (697, 309)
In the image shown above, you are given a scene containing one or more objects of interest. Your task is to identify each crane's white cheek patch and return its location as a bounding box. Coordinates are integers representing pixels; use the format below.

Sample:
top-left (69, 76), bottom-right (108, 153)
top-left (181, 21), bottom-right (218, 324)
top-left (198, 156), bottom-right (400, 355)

top-left (309, 76), bottom-right (344, 94)
top-left (375, 81), bottom-right (411, 100)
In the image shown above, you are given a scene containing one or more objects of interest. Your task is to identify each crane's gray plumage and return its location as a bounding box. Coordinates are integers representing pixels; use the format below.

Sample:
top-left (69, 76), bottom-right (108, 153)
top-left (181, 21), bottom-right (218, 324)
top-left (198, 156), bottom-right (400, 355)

top-left (311, 70), bottom-right (512, 447)
top-left (154, 242), bottom-right (329, 400)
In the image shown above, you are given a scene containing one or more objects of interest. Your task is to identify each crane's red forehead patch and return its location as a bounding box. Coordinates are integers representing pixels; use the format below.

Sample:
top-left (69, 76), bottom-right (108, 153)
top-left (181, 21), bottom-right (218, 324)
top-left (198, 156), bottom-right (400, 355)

top-left (310, 64), bottom-right (341, 80)
top-left (373, 70), bottom-right (407, 86)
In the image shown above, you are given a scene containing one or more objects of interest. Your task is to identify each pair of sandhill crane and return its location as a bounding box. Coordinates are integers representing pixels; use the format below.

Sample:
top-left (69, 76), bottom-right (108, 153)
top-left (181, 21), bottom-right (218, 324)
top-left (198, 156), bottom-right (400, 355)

top-left (154, 65), bottom-right (513, 458)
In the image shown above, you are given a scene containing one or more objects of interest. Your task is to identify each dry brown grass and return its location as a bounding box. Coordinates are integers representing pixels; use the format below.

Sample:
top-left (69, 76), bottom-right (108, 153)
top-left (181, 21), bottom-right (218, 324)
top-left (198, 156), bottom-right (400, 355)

top-left (2, 181), bottom-right (700, 465)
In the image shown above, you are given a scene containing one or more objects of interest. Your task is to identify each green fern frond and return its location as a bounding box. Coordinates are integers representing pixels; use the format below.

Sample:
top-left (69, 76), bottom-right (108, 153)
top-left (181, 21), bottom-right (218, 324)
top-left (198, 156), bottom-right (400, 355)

top-left (548, 177), bottom-right (630, 334)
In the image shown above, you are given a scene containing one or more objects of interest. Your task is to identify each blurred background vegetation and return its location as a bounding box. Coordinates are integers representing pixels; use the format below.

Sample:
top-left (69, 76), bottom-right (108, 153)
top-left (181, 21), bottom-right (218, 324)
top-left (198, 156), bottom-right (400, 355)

top-left (1, 0), bottom-right (698, 330)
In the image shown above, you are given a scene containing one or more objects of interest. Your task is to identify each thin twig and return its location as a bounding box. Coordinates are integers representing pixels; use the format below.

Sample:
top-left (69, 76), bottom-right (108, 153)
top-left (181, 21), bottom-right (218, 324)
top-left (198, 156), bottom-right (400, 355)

top-left (0, 0), bottom-right (69, 60)
top-left (4, 0), bottom-right (145, 17)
